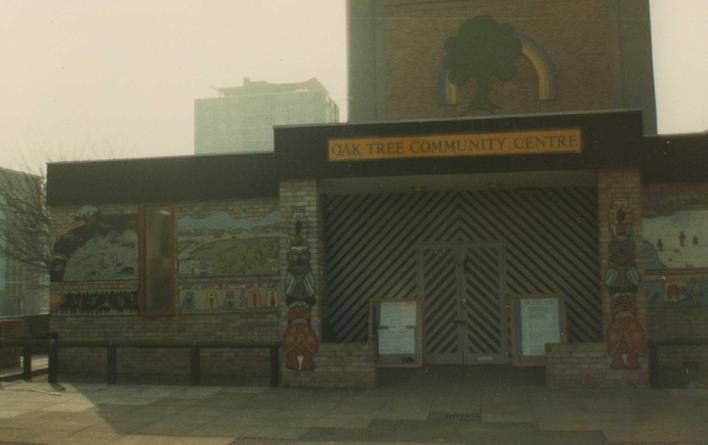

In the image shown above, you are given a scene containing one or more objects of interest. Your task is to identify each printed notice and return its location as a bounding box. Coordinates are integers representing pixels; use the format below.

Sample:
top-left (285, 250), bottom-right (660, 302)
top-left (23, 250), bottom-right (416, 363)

top-left (520, 298), bottom-right (561, 357)
top-left (378, 301), bottom-right (416, 355)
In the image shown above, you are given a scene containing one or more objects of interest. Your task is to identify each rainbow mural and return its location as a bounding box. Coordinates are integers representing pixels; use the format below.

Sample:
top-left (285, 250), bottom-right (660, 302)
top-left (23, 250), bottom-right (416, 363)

top-left (437, 30), bottom-right (558, 106)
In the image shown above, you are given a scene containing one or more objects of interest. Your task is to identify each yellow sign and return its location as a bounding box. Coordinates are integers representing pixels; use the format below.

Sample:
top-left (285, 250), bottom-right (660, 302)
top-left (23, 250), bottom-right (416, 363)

top-left (328, 129), bottom-right (582, 161)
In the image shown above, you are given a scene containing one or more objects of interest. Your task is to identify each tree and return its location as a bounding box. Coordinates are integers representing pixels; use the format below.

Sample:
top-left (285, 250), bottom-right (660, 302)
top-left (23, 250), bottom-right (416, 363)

top-left (0, 167), bottom-right (50, 315)
top-left (443, 16), bottom-right (522, 111)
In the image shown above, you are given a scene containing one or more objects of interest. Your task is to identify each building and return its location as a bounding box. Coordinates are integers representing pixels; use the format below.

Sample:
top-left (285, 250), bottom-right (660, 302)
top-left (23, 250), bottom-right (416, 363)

top-left (45, 0), bottom-right (707, 389)
top-left (194, 77), bottom-right (339, 154)
top-left (0, 167), bottom-right (48, 317)
top-left (347, 0), bottom-right (657, 134)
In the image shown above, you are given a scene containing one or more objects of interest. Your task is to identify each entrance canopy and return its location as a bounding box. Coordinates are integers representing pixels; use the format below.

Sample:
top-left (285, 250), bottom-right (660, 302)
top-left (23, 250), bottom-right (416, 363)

top-left (275, 110), bottom-right (645, 181)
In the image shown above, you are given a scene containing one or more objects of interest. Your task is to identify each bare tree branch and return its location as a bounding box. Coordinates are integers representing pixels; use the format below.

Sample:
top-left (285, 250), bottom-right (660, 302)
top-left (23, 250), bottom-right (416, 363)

top-left (0, 166), bottom-right (51, 280)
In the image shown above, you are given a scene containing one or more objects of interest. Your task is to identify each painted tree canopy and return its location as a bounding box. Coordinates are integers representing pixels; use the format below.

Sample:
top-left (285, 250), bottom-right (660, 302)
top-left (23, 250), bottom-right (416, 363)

top-left (443, 16), bottom-right (522, 110)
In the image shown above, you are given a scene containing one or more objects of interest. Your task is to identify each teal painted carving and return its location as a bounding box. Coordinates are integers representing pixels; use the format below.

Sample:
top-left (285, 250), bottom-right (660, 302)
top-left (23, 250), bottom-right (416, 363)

top-left (443, 16), bottom-right (522, 110)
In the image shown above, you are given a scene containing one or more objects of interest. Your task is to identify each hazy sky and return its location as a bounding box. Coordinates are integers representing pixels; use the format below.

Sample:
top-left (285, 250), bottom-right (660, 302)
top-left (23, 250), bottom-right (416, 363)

top-left (0, 0), bottom-right (705, 171)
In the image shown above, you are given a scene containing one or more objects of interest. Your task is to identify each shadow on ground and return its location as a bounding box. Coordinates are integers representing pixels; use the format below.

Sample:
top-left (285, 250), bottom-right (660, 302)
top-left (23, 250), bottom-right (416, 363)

top-left (0, 365), bottom-right (706, 444)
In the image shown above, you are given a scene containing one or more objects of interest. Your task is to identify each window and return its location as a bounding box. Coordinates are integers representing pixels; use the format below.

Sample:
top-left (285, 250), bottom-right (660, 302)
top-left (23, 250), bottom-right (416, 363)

top-left (140, 205), bottom-right (175, 315)
top-left (4, 259), bottom-right (25, 315)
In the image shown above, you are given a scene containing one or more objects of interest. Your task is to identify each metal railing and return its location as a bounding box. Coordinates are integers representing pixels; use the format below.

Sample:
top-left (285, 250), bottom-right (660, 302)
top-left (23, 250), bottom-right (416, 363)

top-left (0, 335), bottom-right (281, 387)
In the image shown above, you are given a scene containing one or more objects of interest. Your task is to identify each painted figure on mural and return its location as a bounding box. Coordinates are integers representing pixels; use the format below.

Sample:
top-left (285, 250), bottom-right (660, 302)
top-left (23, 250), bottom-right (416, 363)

top-left (283, 207), bottom-right (318, 370)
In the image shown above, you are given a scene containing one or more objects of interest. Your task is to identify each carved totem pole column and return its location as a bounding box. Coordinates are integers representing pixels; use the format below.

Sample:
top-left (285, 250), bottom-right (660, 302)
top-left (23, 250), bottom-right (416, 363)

top-left (279, 180), bottom-right (323, 375)
top-left (598, 169), bottom-right (648, 379)
top-left (282, 208), bottom-right (318, 370)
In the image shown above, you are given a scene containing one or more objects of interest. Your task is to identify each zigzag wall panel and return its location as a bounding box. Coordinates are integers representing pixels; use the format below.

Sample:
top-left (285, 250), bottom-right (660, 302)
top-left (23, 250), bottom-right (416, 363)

top-left (323, 188), bottom-right (600, 345)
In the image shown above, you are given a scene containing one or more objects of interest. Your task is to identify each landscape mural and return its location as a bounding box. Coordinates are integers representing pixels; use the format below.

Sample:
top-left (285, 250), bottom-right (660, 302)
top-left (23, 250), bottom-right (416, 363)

top-left (51, 206), bottom-right (138, 283)
top-left (177, 210), bottom-right (280, 277)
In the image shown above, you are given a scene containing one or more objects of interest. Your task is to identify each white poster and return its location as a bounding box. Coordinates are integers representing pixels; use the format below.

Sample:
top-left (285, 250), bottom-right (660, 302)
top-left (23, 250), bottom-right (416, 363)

top-left (520, 298), bottom-right (561, 357)
top-left (378, 301), bottom-right (416, 355)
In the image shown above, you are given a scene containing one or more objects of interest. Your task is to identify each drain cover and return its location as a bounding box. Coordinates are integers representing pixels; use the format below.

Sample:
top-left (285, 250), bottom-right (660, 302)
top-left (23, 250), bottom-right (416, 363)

top-left (444, 413), bottom-right (476, 422)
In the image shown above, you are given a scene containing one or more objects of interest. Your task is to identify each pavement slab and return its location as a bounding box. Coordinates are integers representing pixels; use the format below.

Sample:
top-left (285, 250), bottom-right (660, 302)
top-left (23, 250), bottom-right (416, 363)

top-left (0, 366), bottom-right (707, 444)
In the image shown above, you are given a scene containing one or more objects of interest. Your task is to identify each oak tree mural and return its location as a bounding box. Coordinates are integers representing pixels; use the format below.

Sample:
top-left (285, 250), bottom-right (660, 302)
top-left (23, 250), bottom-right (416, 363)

top-left (443, 16), bottom-right (522, 110)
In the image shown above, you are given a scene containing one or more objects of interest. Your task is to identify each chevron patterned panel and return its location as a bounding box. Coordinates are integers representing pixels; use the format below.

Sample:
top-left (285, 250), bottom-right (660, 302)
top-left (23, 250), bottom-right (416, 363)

top-left (322, 188), bottom-right (600, 345)
top-left (419, 246), bottom-right (460, 362)
top-left (462, 244), bottom-right (506, 359)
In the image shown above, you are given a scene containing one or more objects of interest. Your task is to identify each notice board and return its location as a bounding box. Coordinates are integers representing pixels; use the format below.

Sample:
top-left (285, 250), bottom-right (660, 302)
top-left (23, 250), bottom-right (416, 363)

top-left (368, 298), bottom-right (422, 368)
top-left (510, 293), bottom-right (567, 367)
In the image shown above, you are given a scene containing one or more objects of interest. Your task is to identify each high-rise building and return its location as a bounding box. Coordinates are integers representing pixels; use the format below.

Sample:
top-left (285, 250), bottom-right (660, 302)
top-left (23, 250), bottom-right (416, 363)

top-left (194, 77), bottom-right (339, 154)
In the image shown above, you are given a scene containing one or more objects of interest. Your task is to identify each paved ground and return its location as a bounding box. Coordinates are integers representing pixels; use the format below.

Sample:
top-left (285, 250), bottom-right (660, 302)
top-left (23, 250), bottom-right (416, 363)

top-left (0, 366), bottom-right (706, 445)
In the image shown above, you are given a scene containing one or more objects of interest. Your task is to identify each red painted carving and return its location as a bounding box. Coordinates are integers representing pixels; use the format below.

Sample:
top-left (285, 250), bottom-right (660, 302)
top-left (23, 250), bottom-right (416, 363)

top-left (606, 298), bottom-right (646, 369)
top-left (283, 306), bottom-right (318, 370)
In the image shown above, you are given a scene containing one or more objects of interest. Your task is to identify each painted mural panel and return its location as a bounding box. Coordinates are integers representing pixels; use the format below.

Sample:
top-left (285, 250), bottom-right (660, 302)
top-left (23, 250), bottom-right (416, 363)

top-left (643, 210), bottom-right (708, 270)
top-left (179, 282), bottom-right (278, 313)
top-left (177, 210), bottom-right (280, 277)
top-left (51, 206), bottom-right (138, 283)
top-left (50, 287), bottom-right (139, 316)
top-left (645, 276), bottom-right (708, 307)
top-left (643, 210), bottom-right (708, 308)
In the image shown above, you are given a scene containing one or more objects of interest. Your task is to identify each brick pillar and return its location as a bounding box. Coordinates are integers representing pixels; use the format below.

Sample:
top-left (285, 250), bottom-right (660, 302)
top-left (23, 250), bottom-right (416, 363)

top-left (598, 168), bottom-right (649, 385)
top-left (279, 179), bottom-right (326, 384)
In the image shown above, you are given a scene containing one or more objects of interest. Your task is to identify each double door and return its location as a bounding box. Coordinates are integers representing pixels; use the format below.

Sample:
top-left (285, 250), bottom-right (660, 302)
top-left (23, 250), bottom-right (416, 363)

top-left (418, 242), bottom-right (508, 364)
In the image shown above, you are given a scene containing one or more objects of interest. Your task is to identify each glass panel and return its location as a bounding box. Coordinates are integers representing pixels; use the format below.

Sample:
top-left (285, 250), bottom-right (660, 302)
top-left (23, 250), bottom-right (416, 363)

top-left (144, 206), bottom-right (173, 312)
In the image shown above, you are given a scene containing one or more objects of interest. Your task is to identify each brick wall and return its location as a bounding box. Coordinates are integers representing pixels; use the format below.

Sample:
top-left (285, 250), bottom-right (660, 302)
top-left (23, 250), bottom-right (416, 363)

top-left (49, 199), bottom-right (282, 385)
top-left (642, 182), bottom-right (708, 386)
top-left (642, 183), bottom-right (708, 341)
top-left (0, 316), bottom-right (49, 369)
top-left (277, 180), bottom-right (377, 388)
top-left (0, 318), bottom-right (23, 369)
top-left (654, 345), bottom-right (708, 388)
top-left (348, 0), bottom-right (655, 132)
top-left (281, 343), bottom-right (376, 389)
top-left (547, 169), bottom-right (648, 388)
top-left (545, 343), bottom-right (648, 388)
top-left (382, 0), bottom-right (615, 121)
top-left (278, 179), bottom-right (325, 335)
top-left (597, 169), bottom-right (648, 385)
